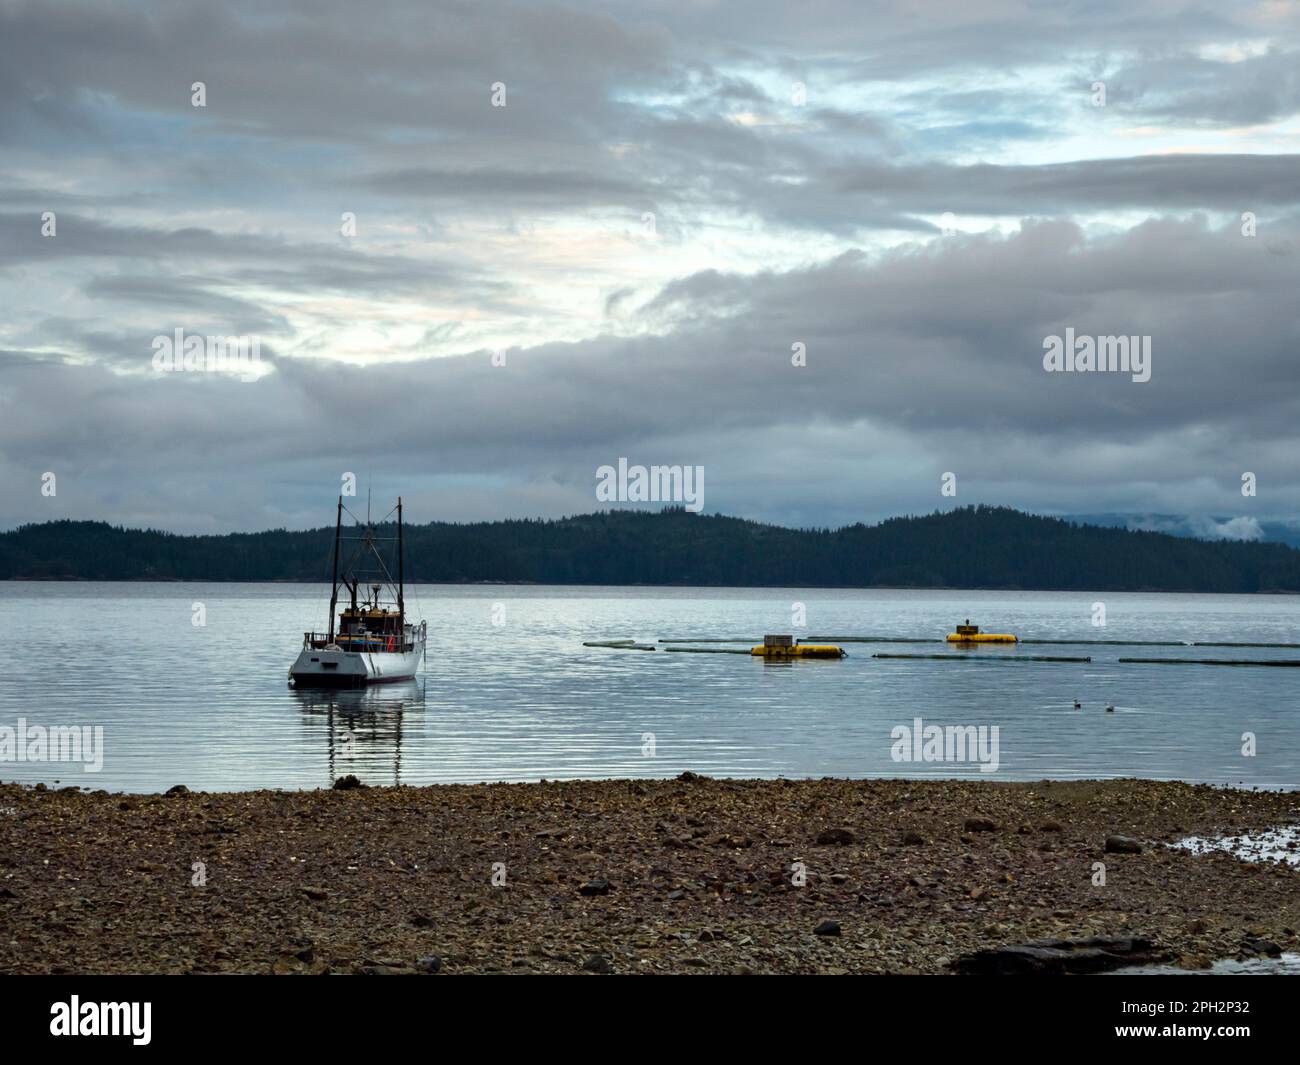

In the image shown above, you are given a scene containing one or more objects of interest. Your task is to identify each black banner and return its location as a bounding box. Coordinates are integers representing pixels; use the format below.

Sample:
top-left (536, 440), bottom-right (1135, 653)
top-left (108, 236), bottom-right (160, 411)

top-left (1, 973), bottom-right (1292, 1051)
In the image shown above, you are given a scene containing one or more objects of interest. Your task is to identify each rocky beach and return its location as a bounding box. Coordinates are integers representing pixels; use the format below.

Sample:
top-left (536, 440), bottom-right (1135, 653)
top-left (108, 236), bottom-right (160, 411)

top-left (2, 776), bottom-right (1297, 975)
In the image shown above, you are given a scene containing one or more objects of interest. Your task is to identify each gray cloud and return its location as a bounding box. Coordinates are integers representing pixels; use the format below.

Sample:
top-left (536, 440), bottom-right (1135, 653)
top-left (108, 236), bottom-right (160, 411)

top-left (1110, 49), bottom-right (1300, 126)
top-left (2, 0), bottom-right (1300, 532)
top-left (5, 214), bottom-right (1300, 530)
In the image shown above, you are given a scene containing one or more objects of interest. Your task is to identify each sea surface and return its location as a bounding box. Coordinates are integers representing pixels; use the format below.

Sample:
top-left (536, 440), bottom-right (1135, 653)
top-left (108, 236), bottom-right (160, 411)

top-left (1, 583), bottom-right (1298, 793)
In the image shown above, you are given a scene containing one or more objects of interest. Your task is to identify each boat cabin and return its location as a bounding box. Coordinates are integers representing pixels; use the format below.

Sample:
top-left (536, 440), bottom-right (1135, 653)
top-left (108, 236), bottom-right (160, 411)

top-left (306, 581), bottom-right (412, 652)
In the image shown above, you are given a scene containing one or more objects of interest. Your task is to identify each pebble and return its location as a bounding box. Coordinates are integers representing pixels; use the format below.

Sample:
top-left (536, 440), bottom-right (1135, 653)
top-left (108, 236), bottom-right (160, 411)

top-left (4, 776), bottom-right (1297, 976)
top-left (816, 828), bottom-right (856, 845)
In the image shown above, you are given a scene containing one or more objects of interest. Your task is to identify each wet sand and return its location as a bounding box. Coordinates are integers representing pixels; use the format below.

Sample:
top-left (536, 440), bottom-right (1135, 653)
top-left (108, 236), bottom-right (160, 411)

top-left (1, 776), bottom-right (1297, 974)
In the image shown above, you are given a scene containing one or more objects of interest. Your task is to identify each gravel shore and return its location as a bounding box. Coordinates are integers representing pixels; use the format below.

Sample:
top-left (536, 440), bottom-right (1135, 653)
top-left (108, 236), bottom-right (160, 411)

top-left (2, 776), bottom-right (1297, 974)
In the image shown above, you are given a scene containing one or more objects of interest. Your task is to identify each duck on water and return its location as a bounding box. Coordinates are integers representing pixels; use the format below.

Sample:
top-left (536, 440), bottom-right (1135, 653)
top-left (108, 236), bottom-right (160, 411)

top-left (289, 495), bottom-right (427, 689)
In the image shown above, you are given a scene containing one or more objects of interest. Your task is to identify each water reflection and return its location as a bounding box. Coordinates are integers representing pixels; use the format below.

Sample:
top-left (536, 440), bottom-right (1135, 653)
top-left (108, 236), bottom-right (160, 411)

top-left (4, 583), bottom-right (1300, 792)
top-left (291, 681), bottom-right (425, 787)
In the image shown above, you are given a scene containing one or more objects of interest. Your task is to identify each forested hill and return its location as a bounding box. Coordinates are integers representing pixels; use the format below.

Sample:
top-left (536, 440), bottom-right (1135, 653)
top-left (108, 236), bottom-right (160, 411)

top-left (3, 505), bottom-right (1300, 592)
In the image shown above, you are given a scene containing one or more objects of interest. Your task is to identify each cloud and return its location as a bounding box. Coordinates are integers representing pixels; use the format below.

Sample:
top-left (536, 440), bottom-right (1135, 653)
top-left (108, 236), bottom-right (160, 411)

top-left (2, 0), bottom-right (1300, 531)
top-left (1128, 515), bottom-right (1266, 542)
top-left (4, 213), bottom-right (1300, 530)
top-left (1110, 48), bottom-right (1300, 126)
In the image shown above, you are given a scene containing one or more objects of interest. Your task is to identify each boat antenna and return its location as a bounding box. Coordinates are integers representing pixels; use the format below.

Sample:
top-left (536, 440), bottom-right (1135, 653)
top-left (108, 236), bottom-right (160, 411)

top-left (327, 494), bottom-right (343, 643)
top-left (397, 495), bottom-right (405, 628)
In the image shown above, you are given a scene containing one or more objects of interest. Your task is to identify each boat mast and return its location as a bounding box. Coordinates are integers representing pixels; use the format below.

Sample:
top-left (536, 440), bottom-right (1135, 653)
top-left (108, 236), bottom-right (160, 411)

top-left (327, 494), bottom-right (342, 642)
top-left (397, 496), bottom-right (405, 630)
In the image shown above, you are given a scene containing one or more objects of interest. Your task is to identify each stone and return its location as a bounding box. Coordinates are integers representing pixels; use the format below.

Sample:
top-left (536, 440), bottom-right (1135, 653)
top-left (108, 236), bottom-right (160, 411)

top-left (952, 936), bottom-right (1160, 975)
top-left (816, 827), bottom-right (856, 845)
top-left (1105, 834), bottom-right (1144, 854)
top-left (582, 954), bottom-right (613, 973)
top-left (964, 817), bottom-right (996, 833)
top-left (813, 920), bottom-right (841, 936)
top-left (579, 879), bottom-right (610, 896)
top-left (332, 775), bottom-right (365, 790)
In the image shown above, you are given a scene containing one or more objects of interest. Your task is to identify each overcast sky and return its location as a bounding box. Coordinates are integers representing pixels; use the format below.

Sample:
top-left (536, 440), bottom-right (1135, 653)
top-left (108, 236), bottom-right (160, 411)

top-left (2, 0), bottom-right (1299, 535)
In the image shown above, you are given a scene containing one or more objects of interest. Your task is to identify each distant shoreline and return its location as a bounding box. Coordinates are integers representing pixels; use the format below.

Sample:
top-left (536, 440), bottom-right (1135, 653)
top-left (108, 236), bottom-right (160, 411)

top-left (4, 576), bottom-right (1300, 595)
top-left (7, 507), bottom-right (1300, 593)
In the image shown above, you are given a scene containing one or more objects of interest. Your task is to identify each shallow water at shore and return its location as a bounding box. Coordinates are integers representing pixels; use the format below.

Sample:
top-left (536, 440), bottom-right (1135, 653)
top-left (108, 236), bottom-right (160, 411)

top-left (2, 583), bottom-right (1299, 792)
top-left (1173, 826), bottom-right (1300, 866)
top-left (1114, 954), bottom-right (1300, 975)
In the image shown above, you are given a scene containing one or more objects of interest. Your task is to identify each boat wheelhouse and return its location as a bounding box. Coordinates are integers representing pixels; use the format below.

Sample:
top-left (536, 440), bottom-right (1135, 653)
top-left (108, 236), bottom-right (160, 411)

top-left (289, 495), bottom-right (427, 688)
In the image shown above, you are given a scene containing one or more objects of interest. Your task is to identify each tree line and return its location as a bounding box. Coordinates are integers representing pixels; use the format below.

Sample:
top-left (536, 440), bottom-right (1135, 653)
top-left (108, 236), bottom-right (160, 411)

top-left (3, 505), bottom-right (1300, 592)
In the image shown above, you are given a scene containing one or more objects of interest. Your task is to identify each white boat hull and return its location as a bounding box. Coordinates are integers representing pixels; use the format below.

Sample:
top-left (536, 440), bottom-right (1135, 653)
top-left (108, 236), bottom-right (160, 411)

top-left (290, 633), bottom-right (425, 689)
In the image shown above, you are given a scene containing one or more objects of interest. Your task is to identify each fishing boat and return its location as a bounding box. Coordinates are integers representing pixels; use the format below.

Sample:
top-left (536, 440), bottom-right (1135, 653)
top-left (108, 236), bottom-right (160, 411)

top-left (289, 496), bottom-right (427, 688)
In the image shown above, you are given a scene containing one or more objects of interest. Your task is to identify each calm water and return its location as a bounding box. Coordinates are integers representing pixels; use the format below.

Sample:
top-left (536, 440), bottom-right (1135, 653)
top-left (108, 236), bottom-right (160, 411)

top-left (1, 583), bottom-right (1298, 793)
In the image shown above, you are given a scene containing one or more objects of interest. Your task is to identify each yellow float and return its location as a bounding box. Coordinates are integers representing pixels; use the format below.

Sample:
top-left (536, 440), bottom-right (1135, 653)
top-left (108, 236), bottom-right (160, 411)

top-left (751, 644), bottom-right (847, 658)
top-left (946, 623), bottom-right (1017, 644)
top-left (751, 635), bottom-right (846, 658)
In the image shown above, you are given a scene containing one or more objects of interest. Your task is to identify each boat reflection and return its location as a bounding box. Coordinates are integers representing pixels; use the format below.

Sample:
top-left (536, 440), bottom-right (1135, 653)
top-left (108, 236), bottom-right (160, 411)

top-left (290, 680), bottom-right (425, 787)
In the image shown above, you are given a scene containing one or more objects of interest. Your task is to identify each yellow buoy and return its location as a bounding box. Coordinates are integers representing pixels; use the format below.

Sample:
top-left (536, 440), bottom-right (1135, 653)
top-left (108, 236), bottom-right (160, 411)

top-left (751, 644), bottom-right (846, 658)
top-left (947, 622), bottom-right (1016, 643)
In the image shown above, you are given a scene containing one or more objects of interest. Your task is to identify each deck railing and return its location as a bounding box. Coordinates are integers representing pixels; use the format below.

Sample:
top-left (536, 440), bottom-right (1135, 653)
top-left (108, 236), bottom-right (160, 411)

top-left (303, 632), bottom-right (417, 653)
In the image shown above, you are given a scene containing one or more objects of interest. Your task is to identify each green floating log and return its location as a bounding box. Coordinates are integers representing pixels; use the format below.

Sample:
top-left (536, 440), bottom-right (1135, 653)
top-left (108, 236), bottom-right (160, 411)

top-left (873, 653), bottom-right (1091, 663)
top-left (806, 635), bottom-right (939, 643)
top-left (658, 638), bottom-right (758, 644)
top-left (1189, 642), bottom-right (1300, 649)
top-left (583, 640), bottom-right (657, 651)
top-left (1025, 639), bottom-right (1300, 647)
top-left (1022, 639), bottom-right (1184, 646)
top-left (1119, 657), bottom-right (1300, 667)
top-left (663, 646), bottom-right (753, 655)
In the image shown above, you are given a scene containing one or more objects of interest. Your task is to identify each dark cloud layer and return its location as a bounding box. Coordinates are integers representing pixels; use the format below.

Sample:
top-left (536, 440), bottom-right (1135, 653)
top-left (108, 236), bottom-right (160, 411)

top-left (1, 1), bottom-right (1299, 532)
